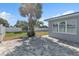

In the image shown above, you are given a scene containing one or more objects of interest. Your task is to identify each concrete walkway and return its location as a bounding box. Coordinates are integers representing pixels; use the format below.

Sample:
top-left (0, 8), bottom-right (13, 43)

top-left (42, 35), bottom-right (79, 52)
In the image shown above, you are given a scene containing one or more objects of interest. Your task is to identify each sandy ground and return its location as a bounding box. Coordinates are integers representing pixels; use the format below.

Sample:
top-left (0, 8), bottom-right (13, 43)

top-left (0, 39), bottom-right (22, 56)
top-left (0, 35), bottom-right (79, 56)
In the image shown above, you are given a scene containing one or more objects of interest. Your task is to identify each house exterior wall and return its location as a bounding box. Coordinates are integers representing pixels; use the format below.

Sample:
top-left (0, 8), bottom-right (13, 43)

top-left (77, 16), bottom-right (79, 41)
top-left (48, 16), bottom-right (79, 43)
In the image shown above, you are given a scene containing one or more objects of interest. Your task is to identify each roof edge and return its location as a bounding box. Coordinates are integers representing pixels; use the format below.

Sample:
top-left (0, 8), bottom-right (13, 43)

top-left (44, 12), bottom-right (79, 21)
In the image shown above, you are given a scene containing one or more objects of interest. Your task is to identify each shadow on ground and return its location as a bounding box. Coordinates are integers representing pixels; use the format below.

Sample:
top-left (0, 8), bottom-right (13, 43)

top-left (58, 38), bottom-right (79, 48)
top-left (5, 36), bottom-right (79, 56)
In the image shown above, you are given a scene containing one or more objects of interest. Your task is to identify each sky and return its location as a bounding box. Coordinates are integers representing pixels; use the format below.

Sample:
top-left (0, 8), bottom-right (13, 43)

top-left (0, 3), bottom-right (79, 26)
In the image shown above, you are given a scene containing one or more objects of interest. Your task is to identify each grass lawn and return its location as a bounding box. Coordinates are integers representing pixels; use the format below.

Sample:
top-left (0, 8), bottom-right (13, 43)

top-left (3, 32), bottom-right (48, 41)
top-left (35, 32), bottom-right (48, 36)
top-left (4, 32), bottom-right (27, 41)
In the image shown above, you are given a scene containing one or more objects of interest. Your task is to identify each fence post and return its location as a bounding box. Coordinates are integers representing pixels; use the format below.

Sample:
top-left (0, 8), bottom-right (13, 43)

top-left (0, 24), bottom-right (5, 43)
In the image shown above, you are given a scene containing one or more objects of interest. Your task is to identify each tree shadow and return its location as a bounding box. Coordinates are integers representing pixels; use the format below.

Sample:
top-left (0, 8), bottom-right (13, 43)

top-left (5, 36), bottom-right (79, 56)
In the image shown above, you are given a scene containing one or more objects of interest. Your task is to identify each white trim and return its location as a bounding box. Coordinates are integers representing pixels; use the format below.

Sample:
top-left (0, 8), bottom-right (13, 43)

top-left (52, 19), bottom-right (77, 35)
top-left (58, 22), bottom-right (59, 32)
top-left (59, 21), bottom-right (65, 32)
top-left (53, 32), bottom-right (77, 35)
top-left (65, 20), bottom-right (67, 32)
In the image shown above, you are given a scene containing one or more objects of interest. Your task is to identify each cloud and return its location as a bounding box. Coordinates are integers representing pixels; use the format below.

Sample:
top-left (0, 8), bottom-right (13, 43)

top-left (0, 11), bottom-right (18, 26)
top-left (53, 14), bottom-right (61, 17)
top-left (38, 17), bottom-right (48, 26)
top-left (53, 10), bottom-right (75, 17)
top-left (62, 10), bottom-right (75, 15)
top-left (0, 11), bottom-right (16, 20)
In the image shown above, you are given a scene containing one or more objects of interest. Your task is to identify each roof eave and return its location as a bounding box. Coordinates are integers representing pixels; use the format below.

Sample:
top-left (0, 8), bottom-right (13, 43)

top-left (44, 12), bottom-right (79, 21)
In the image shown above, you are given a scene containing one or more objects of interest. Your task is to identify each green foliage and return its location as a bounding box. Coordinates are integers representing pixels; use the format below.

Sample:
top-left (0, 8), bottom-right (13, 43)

top-left (14, 20), bottom-right (28, 31)
top-left (33, 20), bottom-right (48, 28)
top-left (35, 3), bottom-right (42, 19)
top-left (5, 32), bottom-right (27, 41)
top-left (39, 25), bottom-right (48, 28)
top-left (34, 20), bottom-right (44, 27)
top-left (6, 32), bottom-right (26, 34)
top-left (0, 18), bottom-right (9, 27)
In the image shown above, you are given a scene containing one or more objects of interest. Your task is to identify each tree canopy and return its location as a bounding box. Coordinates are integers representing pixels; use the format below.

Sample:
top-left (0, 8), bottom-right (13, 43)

top-left (19, 3), bottom-right (42, 20)
top-left (19, 3), bottom-right (42, 37)
top-left (0, 18), bottom-right (9, 27)
top-left (33, 20), bottom-right (48, 28)
top-left (14, 20), bottom-right (28, 31)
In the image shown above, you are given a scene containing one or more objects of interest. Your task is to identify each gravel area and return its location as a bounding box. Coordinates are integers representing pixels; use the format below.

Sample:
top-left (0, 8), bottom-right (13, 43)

top-left (4, 36), bottom-right (79, 56)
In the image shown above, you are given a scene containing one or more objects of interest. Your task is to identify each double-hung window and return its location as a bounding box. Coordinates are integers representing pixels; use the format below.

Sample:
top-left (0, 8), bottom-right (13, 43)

top-left (52, 19), bottom-right (77, 34)
top-left (67, 19), bottom-right (77, 34)
top-left (59, 21), bottom-right (65, 32)
top-left (53, 23), bottom-right (58, 32)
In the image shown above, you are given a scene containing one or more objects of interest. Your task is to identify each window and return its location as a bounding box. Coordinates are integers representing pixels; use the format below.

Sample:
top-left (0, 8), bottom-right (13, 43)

top-left (67, 19), bottom-right (76, 33)
top-left (53, 23), bottom-right (58, 32)
top-left (59, 21), bottom-right (65, 32)
top-left (52, 19), bottom-right (77, 34)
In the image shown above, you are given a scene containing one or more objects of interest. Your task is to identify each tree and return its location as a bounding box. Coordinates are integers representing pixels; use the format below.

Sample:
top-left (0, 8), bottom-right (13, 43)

top-left (40, 25), bottom-right (48, 28)
top-left (0, 18), bottom-right (9, 27)
top-left (33, 20), bottom-right (48, 28)
top-left (34, 20), bottom-right (44, 27)
top-left (19, 3), bottom-right (42, 37)
top-left (15, 20), bottom-right (28, 31)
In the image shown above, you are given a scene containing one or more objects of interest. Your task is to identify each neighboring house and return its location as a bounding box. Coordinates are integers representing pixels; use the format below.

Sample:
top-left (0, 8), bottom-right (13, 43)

top-left (45, 12), bottom-right (79, 43)
top-left (6, 27), bottom-right (22, 32)
top-left (34, 27), bottom-right (48, 32)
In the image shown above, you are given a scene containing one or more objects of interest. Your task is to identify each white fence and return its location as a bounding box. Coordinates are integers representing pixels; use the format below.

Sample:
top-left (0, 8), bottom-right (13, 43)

top-left (34, 27), bottom-right (48, 32)
top-left (0, 24), bottom-right (22, 42)
top-left (6, 27), bottom-right (22, 32)
top-left (0, 24), bottom-right (5, 42)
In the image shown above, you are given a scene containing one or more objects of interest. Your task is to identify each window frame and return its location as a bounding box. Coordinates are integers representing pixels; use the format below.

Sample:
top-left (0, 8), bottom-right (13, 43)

top-left (59, 21), bottom-right (66, 32)
top-left (52, 22), bottom-right (58, 32)
top-left (52, 19), bottom-right (77, 35)
top-left (66, 19), bottom-right (77, 34)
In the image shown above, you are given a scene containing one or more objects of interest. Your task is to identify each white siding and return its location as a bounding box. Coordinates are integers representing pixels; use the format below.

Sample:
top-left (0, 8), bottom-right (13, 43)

top-left (48, 15), bottom-right (79, 43)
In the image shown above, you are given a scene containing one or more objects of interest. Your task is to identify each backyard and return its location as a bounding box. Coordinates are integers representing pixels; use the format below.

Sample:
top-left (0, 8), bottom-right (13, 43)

top-left (1, 3), bottom-right (79, 56)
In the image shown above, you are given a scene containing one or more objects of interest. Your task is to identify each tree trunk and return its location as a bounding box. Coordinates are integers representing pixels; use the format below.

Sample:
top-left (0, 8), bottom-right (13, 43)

top-left (27, 15), bottom-right (35, 37)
